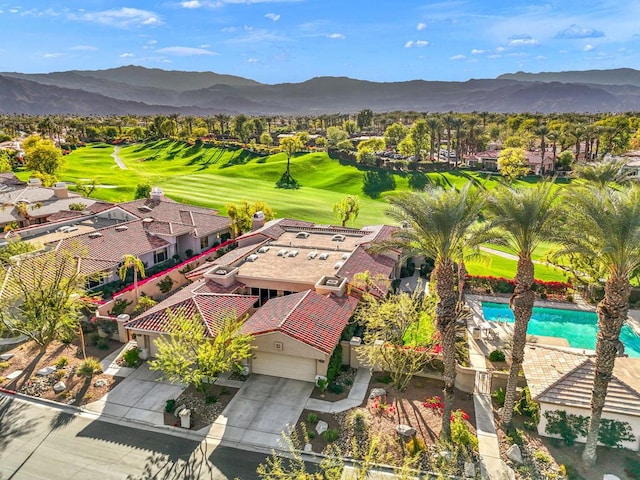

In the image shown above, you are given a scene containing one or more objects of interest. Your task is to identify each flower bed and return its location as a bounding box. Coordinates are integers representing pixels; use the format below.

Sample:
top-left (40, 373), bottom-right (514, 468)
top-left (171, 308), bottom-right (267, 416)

top-left (466, 275), bottom-right (573, 300)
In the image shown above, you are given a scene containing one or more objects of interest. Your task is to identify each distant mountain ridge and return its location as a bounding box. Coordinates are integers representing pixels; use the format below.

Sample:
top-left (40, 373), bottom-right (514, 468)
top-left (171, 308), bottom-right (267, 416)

top-left (3, 65), bottom-right (640, 114)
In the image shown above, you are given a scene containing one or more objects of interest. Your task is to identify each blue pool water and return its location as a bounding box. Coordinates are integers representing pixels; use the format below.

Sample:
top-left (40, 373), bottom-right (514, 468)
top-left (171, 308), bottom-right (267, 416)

top-left (481, 302), bottom-right (640, 358)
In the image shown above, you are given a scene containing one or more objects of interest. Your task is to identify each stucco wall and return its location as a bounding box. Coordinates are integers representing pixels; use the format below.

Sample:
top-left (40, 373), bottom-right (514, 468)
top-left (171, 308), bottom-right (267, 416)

top-left (537, 403), bottom-right (640, 451)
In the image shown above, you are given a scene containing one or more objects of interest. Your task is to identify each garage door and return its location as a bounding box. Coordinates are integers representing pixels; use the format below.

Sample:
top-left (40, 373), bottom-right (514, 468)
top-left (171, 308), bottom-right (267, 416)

top-left (251, 351), bottom-right (317, 382)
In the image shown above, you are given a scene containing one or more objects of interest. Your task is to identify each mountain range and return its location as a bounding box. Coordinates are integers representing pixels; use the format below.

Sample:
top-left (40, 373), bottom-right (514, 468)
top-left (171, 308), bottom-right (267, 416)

top-left (3, 65), bottom-right (640, 115)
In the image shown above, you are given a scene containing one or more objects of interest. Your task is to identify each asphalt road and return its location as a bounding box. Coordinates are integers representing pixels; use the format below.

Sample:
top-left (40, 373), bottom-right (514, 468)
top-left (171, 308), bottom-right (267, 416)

top-left (0, 394), bottom-right (268, 480)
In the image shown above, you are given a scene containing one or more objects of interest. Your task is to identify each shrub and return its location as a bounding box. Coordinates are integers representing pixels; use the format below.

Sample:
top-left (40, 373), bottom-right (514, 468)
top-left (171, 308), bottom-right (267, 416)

top-left (122, 347), bottom-right (141, 367)
top-left (54, 369), bottom-right (66, 380)
top-left (327, 383), bottom-right (344, 395)
top-left (158, 275), bottom-right (175, 294)
top-left (96, 338), bottom-right (110, 350)
top-left (205, 394), bottom-right (218, 404)
top-left (544, 410), bottom-right (587, 446)
top-left (0, 361), bottom-right (9, 370)
top-left (316, 377), bottom-right (328, 393)
top-left (220, 387), bottom-right (229, 396)
top-left (492, 387), bottom-right (506, 407)
top-left (598, 418), bottom-right (636, 448)
top-left (77, 357), bottom-right (103, 378)
top-left (165, 399), bottom-right (176, 414)
top-left (563, 464), bottom-right (587, 480)
top-left (625, 457), bottom-right (640, 480)
top-left (450, 409), bottom-right (478, 451)
top-left (322, 429), bottom-right (339, 443)
top-left (307, 413), bottom-right (319, 424)
top-left (514, 386), bottom-right (540, 424)
top-left (405, 436), bottom-right (426, 455)
top-left (488, 349), bottom-right (505, 362)
top-left (109, 298), bottom-right (132, 316)
top-left (533, 451), bottom-right (551, 464)
top-left (88, 332), bottom-right (100, 346)
top-left (326, 344), bottom-right (342, 382)
top-left (133, 295), bottom-right (156, 315)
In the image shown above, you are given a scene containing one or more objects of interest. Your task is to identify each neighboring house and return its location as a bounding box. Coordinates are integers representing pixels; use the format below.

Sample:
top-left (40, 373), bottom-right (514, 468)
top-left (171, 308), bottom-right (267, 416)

top-left (124, 218), bottom-right (401, 383)
top-left (523, 344), bottom-right (640, 451)
top-left (466, 149), bottom-right (554, 175)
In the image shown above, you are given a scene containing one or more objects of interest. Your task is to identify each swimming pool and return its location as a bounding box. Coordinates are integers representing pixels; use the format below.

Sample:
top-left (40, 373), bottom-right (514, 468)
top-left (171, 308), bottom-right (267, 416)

top-left (481, 302), bottom-right (640, 358)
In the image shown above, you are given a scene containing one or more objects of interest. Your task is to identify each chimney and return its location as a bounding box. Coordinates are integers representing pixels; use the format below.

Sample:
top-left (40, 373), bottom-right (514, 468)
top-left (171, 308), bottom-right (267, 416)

top-left (150, 186), bottom-right (165, 201)
top-left (53, 182), bottom-right (69, 199)
top-left (252, 211), bottom-right (265, 231)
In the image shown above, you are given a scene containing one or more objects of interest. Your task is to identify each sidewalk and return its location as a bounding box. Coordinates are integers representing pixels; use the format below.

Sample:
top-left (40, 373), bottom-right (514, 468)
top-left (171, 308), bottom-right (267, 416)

top-left (305, 368), bottom-right (371, 413)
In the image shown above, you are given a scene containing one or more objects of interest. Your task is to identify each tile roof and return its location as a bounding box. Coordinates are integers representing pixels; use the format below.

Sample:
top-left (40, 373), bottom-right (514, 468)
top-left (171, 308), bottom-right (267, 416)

top-left (117, 199), bottom-right (230, 236)
top-left (337, 245), bottom-right (397, 297)
top-left (241, 291), bottom-right (358, 354)
top-left (192, 279), bottom-right (244, 294)
top-left (125, 281), bottom-right (258, 337)
top-left (523, 345), bottom-right (640, 416)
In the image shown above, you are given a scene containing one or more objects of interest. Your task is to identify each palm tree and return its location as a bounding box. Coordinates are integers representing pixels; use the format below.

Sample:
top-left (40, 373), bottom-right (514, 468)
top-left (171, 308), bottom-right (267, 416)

top-left (558, 184), bottom-right (640, 466)
top-left (484, 180), bottom-right (563, 428)
top-left (534, 124), bottom-right (550, 174)
top-left (572, 159), bottom-right (634, 187)
top-left (374, 183), bottom-right (485, 439)
top-left (425, 117), bottom-right (442, 162)
top-left (451, 117), bottom-right (465, 167)
top-left (443, 114), bottom-right (455, 164)
top-left (118, 254), bottom-right (146, 303)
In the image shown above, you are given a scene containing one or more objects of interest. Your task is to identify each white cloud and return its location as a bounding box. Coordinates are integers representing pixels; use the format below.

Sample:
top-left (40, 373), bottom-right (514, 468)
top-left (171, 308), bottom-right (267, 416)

top-left (69, 7), bottom-right (163, 28)
top-left (156, 46), bottom-right (218, 56)
top-left (536, 55), bottom-right (546, 60)
top-left (181, 0), bottom-right (202, 8)
top-left (508, 34), bottom-right (538, 46)
top-left (488, 54), bottom-right (502, 59)
top-left (43, 52), bottom-right (63, 58)
top-left (120, 52), bottom-right (135, 58)
top-left (148, 39), bottom-right (157, 45)
top-left (496, 46), bottom-right (506, 52)
top-left (226, 29), bottom-right (288, 43)
top-left (416, 22), bottom-right (426, 31)
top-left (247, 58), bottom-right (258, 63)
top-left (450, 54), bottom-right (466, 60)
top-left (471, 49), bottom-right (486, 55)
top-left (405, 40), bottom-right (428, 48)
top-left (326, 33), bottom-right (345, 40)
top-left (70, 45), bottom-right (98, 51)
top-left (265, 13), bottom-right (280, 21)
top-left (583, 44), bottom-right (594, 51)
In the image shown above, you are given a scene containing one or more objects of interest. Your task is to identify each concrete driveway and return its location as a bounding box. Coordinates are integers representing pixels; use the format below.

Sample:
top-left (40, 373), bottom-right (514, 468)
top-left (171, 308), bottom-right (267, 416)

top-left (208, 374), bottom-right (313, 449)
top-left (85, 364), bottom-right (186, 425)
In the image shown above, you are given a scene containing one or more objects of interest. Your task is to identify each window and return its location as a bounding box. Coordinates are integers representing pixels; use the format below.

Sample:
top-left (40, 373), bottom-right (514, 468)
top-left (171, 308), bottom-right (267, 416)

top-left (200, 236), bottom-right (209, 250)
top-left (87, 273), bottom-right (107, 290)
top-left (154, 248), bottom-right (168, 264)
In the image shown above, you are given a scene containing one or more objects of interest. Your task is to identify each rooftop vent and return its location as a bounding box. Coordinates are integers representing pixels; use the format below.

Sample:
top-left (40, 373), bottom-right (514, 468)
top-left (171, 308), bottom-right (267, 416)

top-left (341, 253), bottom-right (349, 260)
top-left (257, 246), bottom-right (270, 253)
top-left (295, 231), bottom-right (310, 239)
top-left (139, 205), bottom-right (153, 212)
top-left (333, 261), bottom-right (343, 269)
top-left (332, 234), bottom-right (346, 242)
top-left (325, 278), bottom-right (341, 287)
top-left (142, 217), bottom-right (154, 224)
top-left (246, 254), bottom-right (259, 262)
top-left (16, 199), bottom-right (29, 205)
top-left (88, 232), bottom-right (103, 239)
top-left (27, 178), bottom-right (42, 186)
top-left (215, 268), bottom-right (229, 275)
top-left (319, 253), bottom-right (329, 260)
top-left (307, 251), bottom-right (317, 260)
top-left (277, 249), bottom-right (288, 257)
top-left (287, 250), bottom-right (299, 257)
top-left (115, 225), bottom-right (129, 232)
top-left (54, 182), bottom-right (66, 188)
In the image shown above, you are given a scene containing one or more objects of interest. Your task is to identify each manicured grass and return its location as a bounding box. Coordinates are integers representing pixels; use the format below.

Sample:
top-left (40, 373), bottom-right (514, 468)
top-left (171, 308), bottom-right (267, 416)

top-left (466, 252), bottom-right (570, 283)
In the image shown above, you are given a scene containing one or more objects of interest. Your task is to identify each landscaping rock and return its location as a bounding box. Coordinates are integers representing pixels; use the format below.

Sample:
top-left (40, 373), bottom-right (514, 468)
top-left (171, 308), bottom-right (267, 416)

top-left (369, 388), bottom-right (386, 399)
top-left (315, 420), bottom-right (328, 435)
top-left (304, 443), bottom-right (312, 453)
top-left (94, 378), bottom-right (108, 388)
top-left (37, 366), bottom-right (56, 376)
top-left (53, 381), bottom-right (66, 393)
top-left (603, 475), bottom-right (621, 480)
top-left (395, 424), bottom-right (416, 437)
top-left (6, 370), bottom-right (22, 380)
top-left (506, 444), bottom-right (523, 464)
top-left (0, 353), bottom-right (15, 361)
top-left (464, 461), bottom-right (476, 478)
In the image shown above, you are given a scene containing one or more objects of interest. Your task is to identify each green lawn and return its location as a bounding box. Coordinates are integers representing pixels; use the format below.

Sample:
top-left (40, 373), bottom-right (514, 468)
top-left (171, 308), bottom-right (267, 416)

top-left (466, 251), bottom-right (570, 283)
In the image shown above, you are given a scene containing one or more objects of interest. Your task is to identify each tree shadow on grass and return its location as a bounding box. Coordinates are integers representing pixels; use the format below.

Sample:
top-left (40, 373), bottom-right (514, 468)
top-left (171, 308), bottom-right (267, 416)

top-left (219, 150), bottom-right (257, 168)
top-left (362, 170), bottom-right (396, 199)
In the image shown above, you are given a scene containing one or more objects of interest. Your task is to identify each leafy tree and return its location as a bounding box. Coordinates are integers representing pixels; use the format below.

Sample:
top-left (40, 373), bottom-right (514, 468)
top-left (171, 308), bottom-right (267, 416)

top-left (74, 178), bottom-right (97, 197)
top-left (343, 119), bottom-right (357, 135)
top-left (134, 182), bottom-right (151, 200)
top-left (356, 108), bottom-right (374, 130)
top-left (118, 254), bottom-right (146, 303)
top-left (556, 150), bottom-right (574, 170)
top-left (149, 309), bottom-right (254, 392)
top-left (558, 184), bottom-right (640, 466)
top-left (356, 137), bottom-right (385, 165)
top-left (0, 247), bottom-right (87, 350)
top-left (498, 147), bottom-right (529, 180)
top-left (409, 119), bottom-right (429, 162)
top-left (0, 150), bottom-right (12, 172)
top-left (484, 180), bottom-right (563, 428)
top-left (259, 132), bottom-right (273, 146)
top-left (373, 184), bottom-right (485, 438)
top-left (0, 237), bottom-right (37, 264)
top-left (335, 139), bottom-right (354, 151)
top-left (24, 137), bottom-right (64, 177)
top-left (333, 195), bottom-right (360, 227)
top-left (278, 135), bottom-right (304, 188)
top-left (384, 122), bottom-right (408, 148)
top-left (326, 126), bottom-right (349, 148)
top-left (356, 291), bottom-right (438, 391)
top-left (226, 200), bottom-right (275, 236)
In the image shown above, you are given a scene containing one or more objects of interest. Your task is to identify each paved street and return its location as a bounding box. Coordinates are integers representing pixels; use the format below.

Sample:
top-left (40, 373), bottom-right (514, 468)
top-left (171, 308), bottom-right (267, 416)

top-left (0, 394), bottom-right (267, 480)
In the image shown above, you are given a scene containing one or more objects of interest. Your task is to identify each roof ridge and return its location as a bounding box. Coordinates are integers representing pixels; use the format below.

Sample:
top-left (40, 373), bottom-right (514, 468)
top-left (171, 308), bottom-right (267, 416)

top-left (532, 353), bottom-right (591, 401)
top-left (279, 290), bottom-right (312, 329)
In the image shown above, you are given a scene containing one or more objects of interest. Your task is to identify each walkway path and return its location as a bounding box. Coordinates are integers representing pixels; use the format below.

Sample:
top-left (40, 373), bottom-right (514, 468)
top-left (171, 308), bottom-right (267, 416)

top-left (305, 368), bottom-right (371, 413)
top-left (111, 146), bottom-right (126, 169)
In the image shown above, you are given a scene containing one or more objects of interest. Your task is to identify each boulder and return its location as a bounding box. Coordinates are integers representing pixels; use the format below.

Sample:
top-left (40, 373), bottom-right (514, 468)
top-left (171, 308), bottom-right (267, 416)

top-left (94, 378), bottom-right (108, 388)
top-left (603, 475), bottom-right (621, 480)
top-left (315, 420), bottom-right (328, 435)
top-left (395, 424), bottom-right (416, 437)
top-left (506, 444), bottom-right (523, 464)
top-left (53, 381), bottom-right (66, 393)
top-left (37, 366), bottom-right (56, 376)
top-left (0, 353), bottom-right (15, 361)
top-left (369, 388), bottom-right (386, 399)
top-left (304, 443), bottom-right (313, 453)
top-left (464, 461), bottom-right (476, 478)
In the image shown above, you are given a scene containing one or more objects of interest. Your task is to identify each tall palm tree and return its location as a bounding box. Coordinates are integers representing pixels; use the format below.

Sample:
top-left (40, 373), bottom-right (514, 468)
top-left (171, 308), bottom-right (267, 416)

top-left (426, 117), bottom-right (442, 162)
top-left (558, 184), bottom-right (640, 466)
top-left (484, 180), bottom-right (563, 428)
top-left (443, 114), bottom-right (455, 164)
top-left (572, 159), bottom-right (634, 187)
top-left (118, 254), bottom-right (146, 304)
top-left (374, 183), bottom-right (485, 439)
top-left (534, 124), bottom-right (550, 174)
top-left (451, 117), bottom-right (465, 167)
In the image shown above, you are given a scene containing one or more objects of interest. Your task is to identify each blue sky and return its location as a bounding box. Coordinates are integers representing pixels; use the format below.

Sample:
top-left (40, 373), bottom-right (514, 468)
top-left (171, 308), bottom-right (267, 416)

top-left (1, 1), bottom-right (640, 84)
